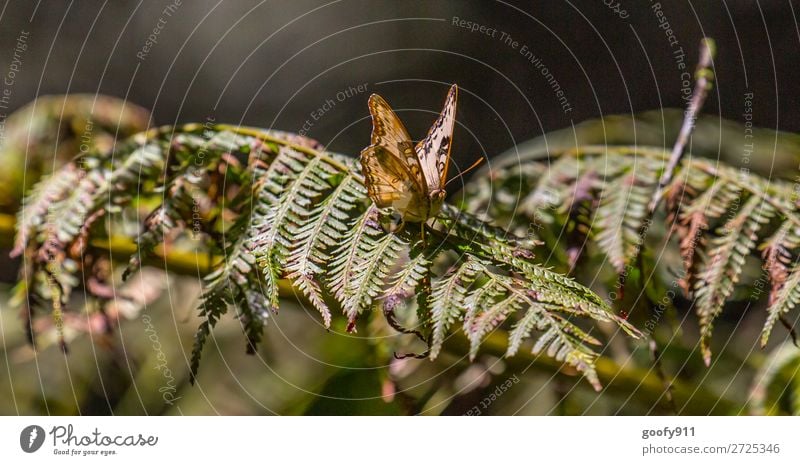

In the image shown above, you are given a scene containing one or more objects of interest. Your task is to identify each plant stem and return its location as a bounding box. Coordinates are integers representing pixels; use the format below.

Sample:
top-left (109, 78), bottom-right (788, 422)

top-left (647, 38), bottom-right (716, 213)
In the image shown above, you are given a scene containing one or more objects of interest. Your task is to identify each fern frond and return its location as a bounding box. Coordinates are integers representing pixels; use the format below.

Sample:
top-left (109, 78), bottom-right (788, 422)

top-left (694, 195), bottom-right (776, 362)
top-left (760, 222), bottom-right (800, 346)
top-left (674, 174), bottom-right (743, 292)
top-left (462, 270), bottom-right (517, 358)
top-left (193, 227), bottom-right (263, 369)
top-left (12, 163), bottom-right (84, 257)
top-left (14, 125), bottom-right (636, 388)
top-left (423, 248), bottom-right (637, 391)
top-left (328, 206), bottom-right (375, 304)
top-left (382, 246), bottom-right (430, 304)
top-left (517, 155), bottom-right (573, 221)
top-left (250, 148), bottom-right (340, 324)
top-left (762, 265), bottom-right (800, 347)
top-left (592, 162), bottom-right (658, 272)
top-left (342, 226), bottom-right (407, 327)
top-left (123, 171), bottom-right (207, 279)
top-left (429, 258), bottom-right (482, 359)
top-left (463, 145), bottom-right (800, 362)
top-left (283, 175), bottom-right (360, 325)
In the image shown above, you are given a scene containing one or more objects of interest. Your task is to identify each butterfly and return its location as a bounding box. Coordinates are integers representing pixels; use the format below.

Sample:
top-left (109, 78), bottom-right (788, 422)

top-left (361, 84), bottom-right (475, 226)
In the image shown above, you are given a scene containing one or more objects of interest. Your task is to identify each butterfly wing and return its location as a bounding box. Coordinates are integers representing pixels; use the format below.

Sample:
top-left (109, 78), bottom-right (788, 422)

top-left (415, 84), bottom-right (457, 191)
top-left (361, 93), bottom-right (431, 221)
top-left (366, 94), bottom-right (426, 192)
top-left (360, 145), bottom-right (428, 221)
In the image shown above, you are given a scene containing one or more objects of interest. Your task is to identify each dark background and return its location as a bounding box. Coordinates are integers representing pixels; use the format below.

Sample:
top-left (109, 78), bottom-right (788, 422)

top-left (1, 0), bottom-right (798, 168)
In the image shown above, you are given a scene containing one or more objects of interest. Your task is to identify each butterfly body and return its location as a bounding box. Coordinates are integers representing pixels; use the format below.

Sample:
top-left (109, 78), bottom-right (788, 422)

top-left (361, 85), bottom-right (458, 224)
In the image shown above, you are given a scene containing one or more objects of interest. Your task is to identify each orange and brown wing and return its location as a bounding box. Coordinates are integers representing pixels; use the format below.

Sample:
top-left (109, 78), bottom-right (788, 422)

top-left (366, 94), bottom-right (426, 194)
top-left (361, 92), bottom-right (432, 220)
top-left (360, 145), bottom-right (426, 218)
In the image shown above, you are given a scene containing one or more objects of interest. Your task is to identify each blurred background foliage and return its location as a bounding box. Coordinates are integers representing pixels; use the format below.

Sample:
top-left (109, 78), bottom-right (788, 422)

top-left (1, 1), bottom-right (800, 415)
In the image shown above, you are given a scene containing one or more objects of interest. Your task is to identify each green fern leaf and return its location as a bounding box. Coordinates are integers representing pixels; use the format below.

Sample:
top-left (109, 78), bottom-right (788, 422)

top-left (428, 258), bottom-right (482, 359)
top-left (341, 225), bottom-right (407, 327)
top-left (14, 124), bottom-right (638, 388)
top-left (695, 195), bottom-right (775, 363)
top-left (592, 162), bottom-right (658, 272)
top-left (328, 205), bottom-right (376, 306)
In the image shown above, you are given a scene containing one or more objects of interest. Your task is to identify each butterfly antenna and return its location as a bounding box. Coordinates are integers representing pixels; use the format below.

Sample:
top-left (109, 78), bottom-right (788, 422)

top-left (445, 157), bottom-right (484, 186)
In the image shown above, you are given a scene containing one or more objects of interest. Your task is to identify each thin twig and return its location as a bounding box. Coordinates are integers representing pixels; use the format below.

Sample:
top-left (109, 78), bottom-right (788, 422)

top-left (614, 40), bottom-right (717, 404)
top-left (614, 39), bottom-right (716, 302)
top-left (779, 314), bottom-right (799, 348)
top-left (647, 38), bottom-right (716, 213)
top-left (649, 339), bottom-right (677, 414)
